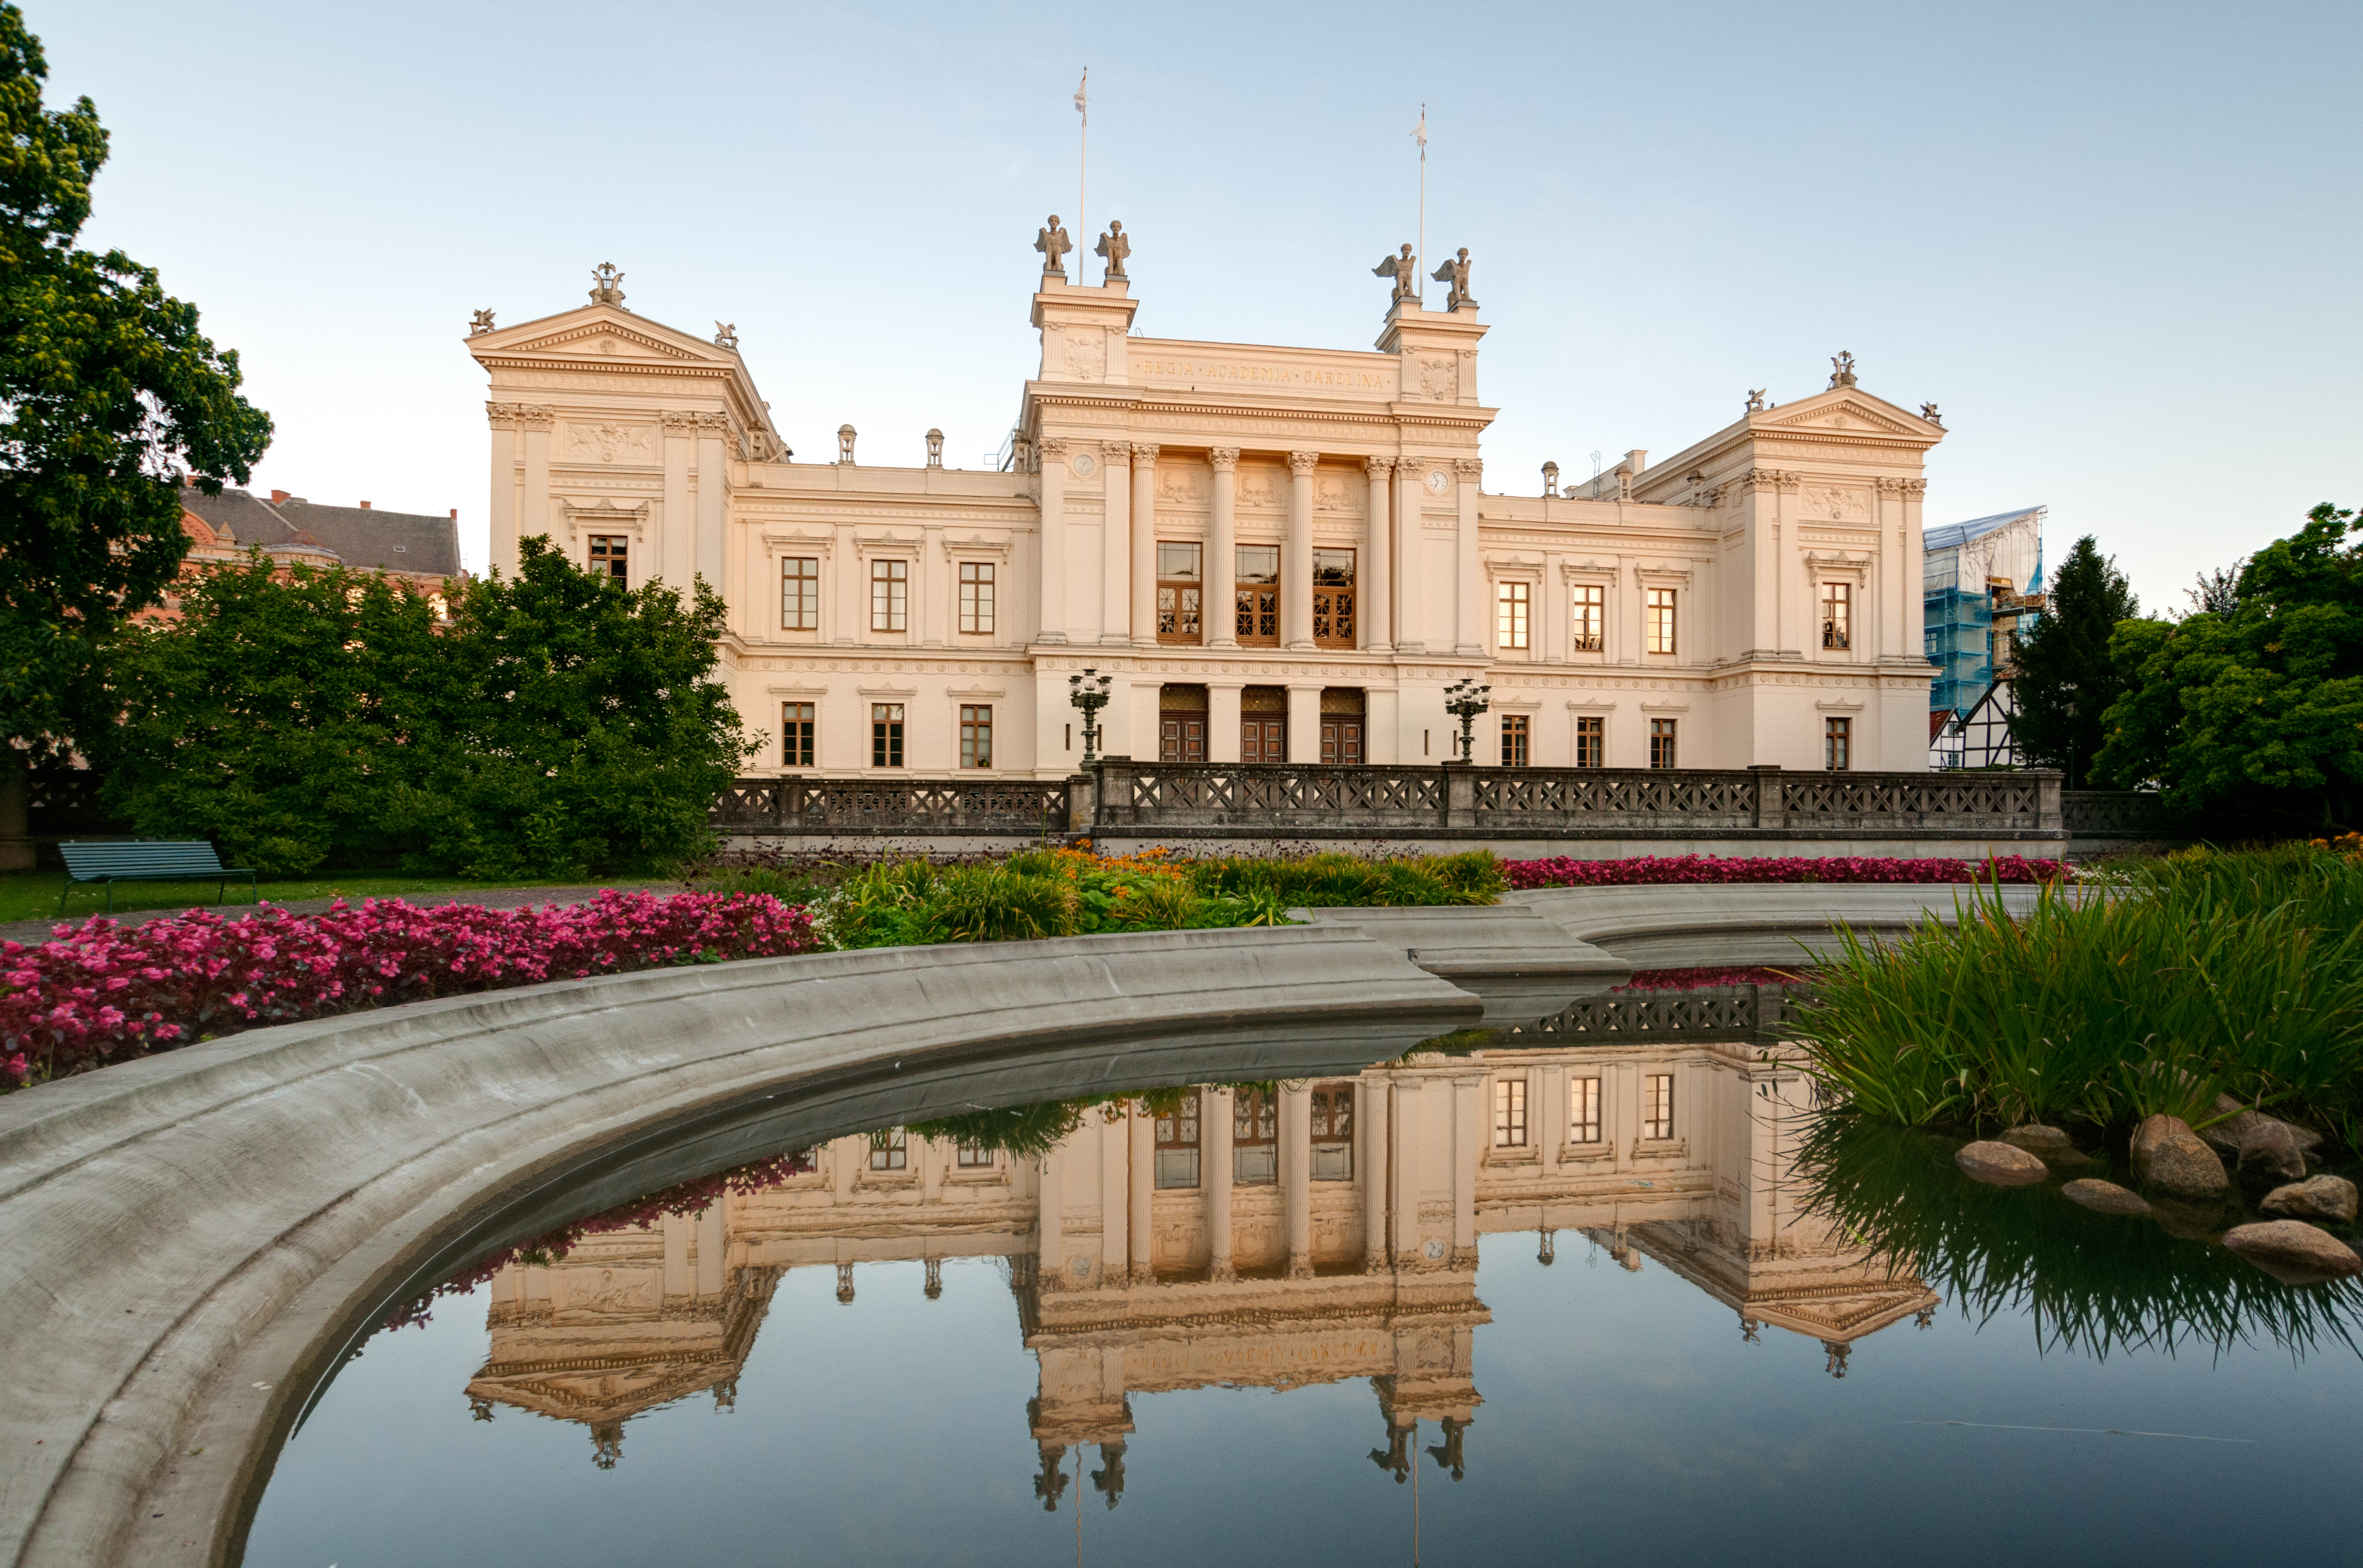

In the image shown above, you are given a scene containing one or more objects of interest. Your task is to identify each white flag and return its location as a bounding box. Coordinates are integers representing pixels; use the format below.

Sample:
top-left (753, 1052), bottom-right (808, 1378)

top-left (1413, 104), bottom-right (1426, 151)
top-left (1074, 69), bottom-right (1088, 122)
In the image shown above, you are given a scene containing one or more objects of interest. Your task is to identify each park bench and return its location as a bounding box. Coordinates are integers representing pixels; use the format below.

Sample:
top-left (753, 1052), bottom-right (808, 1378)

top-left (55, 841), bottom-right (258, 917)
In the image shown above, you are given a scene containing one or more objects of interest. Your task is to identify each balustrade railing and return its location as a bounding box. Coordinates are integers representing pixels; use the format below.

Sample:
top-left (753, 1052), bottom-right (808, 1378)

top-left (714, 777), bottom-right (1070, 834)
top-left (1522, 983), bottom-right (1790, 1041)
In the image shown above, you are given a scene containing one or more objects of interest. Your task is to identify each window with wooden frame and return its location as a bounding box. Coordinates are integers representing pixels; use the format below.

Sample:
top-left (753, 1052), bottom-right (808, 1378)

top-left (782, 702), bottom-right (815, 768)
top-left (1645, 587), bottom-right (1677, 654)
top-left (870, 559), bottom-right (908, 632)
top-left (1311, 1083), bottom-right (1354, 1180)
top-left (1825, 715), bottom-right (1852, 772)
top-left (959, 561), bottom-right (995, 634)
top-left (1574, 715), bottom-right (1605, 769)
top-left (1312, 549), bottom-right (1356, 647)
top-left (588, 535), bottom-right (628, 585)
top-left (1153, 1089), bottom-right (1201, 1190)
top-left (871, 703), bottom-right (905, 768)
top-left (1500, 714), bottom-right (1530, 768)
top-left (1156, 543), bottom-right (1202, 644)
top-left (1569, 1077), bottom-right (1602, 1144)
top-left (1493, 1077), bottom-right (1528, 1147)
top-left (956, 1143), bottom-right (995, 1169)
top-left (1571, 583), bottom-right (1605, 652)
top-left (1820, 580), bottom-right (1851, 650)
top-left (959, 704), bottom-right (992, 769)
top-left (1496, 580), bottom-right (1531, 650)
top-left (1235, 545), bottom-right (1280, 646)
top-left (1644, 1074), bottom-right (1674, 1141)
top-left (868, 1127), bottom-right (907, 1170)
top-left (782, 556), bottom-right (819, 629)
top-left (1649, 717), bottom-right (1678, 770)
top-left (1233, 1087), bottom-right (1278, 1185)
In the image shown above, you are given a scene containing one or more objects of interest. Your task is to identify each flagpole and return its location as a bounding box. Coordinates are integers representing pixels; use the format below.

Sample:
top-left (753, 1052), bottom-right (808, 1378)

top-left (1416, 103), bottom-right (1427, 304)
top-left (1076, 69), bottom-right (1089, 280)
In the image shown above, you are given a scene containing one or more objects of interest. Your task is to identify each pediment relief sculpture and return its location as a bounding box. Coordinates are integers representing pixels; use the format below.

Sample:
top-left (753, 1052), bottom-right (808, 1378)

top-left (1155, 466), bottom-right (1205, 504)
top-left (1236, 471), bottom-right (1281, 508)
top-left (1803, 486), bottom-right (1869, 521)
top-left (1314, 477), bottom-right (1355, 513)
top-left (565, 421), bottom-right (656, 464)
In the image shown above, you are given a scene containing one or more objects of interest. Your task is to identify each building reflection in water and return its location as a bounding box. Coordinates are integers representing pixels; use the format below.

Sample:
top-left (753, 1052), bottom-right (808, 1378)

top-left (463, 1025), bottom-right (1934, 1486)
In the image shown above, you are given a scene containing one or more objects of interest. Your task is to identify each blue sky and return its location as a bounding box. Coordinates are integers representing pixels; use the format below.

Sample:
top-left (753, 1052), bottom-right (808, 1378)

top-left (39, 0), bottom-right (2360, 606)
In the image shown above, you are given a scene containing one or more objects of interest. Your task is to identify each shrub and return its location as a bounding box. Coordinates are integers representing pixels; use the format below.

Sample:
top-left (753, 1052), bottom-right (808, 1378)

top-left (1105, 876), bottom-right (1201, 930)
top-left (921, 867), bottom-right (1082, 943)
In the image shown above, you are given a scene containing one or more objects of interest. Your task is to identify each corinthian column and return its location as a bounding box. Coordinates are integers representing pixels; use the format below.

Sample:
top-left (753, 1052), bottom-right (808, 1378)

top-left (1207, 448), bottom-right (1240, 649)
top-left (1036, 438), bottom-right (1068, 645)
top-left (1286, 451), bottom-right (1319, 650)
top-left (1130, 443), bottom-right (1159, 647)
top-left (1364, 457), bottom-right (1394, 651)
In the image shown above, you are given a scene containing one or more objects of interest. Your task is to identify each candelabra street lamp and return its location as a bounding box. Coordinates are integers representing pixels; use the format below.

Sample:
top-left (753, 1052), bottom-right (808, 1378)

top-left (1444, 677), bottom-right (1491, 763)
top-left (1068, 668), bottom-right (1113, 766)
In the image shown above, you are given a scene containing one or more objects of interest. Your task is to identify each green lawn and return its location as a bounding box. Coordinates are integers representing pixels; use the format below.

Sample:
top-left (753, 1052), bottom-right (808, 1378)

top-left (1, 872), bottom-right (666, 927)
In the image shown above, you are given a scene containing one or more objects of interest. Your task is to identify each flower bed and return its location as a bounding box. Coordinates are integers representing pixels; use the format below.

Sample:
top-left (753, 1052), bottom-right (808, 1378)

top-left (1613, 966), bottom-right (1809, 992)
top-left (1, 890), bottom-right (816, 1090)
top-left (1503, 853), bottom-right (2071, 891)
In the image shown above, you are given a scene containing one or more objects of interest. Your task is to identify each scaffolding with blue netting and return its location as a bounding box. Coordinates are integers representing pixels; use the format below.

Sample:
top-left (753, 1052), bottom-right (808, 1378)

top-left (1923, 507), bottom-right (2045, 722)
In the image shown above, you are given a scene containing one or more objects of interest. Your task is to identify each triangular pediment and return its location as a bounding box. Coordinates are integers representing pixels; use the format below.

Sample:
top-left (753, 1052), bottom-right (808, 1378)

top-left (473, 304), bottom-right (735, 365)
top-left (1761, 389), bottom-right (1930, 438)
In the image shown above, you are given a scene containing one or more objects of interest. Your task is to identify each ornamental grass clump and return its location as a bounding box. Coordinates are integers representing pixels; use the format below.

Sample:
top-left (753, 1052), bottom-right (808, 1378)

top-left (1790, 845), bottom-right (2363, 1140)
top-left (0, 890), bottom-right (817, 1090)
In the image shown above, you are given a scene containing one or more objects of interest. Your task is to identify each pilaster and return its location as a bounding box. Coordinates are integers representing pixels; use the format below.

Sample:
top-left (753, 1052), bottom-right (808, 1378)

top-left (1129, 443), bottom-right (1158, 648)
top-left (1207, 448), bottom-right (1240, 649)
top-left (1364, 457), bottom-right (1394, 652)
top-left (1099, 441), bottom-right (1131, 647)
top-left (1453, 459), bottom-right (1483, 656)
top-left (1036, 438), bottom-right (1069, 645)
top-left (1205, 1085), bottom-right (1236, 1281)
top-left (1286, 451), bottom-right (1319, 650)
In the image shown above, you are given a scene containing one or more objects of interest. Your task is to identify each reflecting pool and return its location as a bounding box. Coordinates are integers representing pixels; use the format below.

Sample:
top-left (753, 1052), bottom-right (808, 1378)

top-left (244, 990), bottom-right (2363, 1565)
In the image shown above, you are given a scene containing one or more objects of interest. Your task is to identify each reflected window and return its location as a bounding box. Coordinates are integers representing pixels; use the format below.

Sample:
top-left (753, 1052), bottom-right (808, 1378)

top-left (1825, 715), bottom-right (1852, 772)
top-left (869, 1127), bottom-right (907, 1170)
top-left (1313, 549), bottom-right (1356, 648)
top-left (1500, 713), bottom-right (1530, 768)
top-left (1821, 581), bottom-right (1851, 650)
top-left (1234, 1087), bottom-right (1278, 1185)
top-left (1312, 1083), bottom-right (1354, 1180)
top-left (1236, 545), bottom-right (1280, 647)
top-left (1493, 1078), bottom-right (1527, 1147)
top-left (1572, 583), bottom-right (1605, 651)
top-left (1644, 1074), bottom-right (1674, 1141)
top-left (1496, 580), bottom-right (1530, 650)
top-left (1158, 543), bottom-right (1202, 645)
top-left (782, 555), bottom-right (819, 629)
top-left (1574, 715), bottom-right (1604, 768)
top-left (959, 561), bottom-right (996, 635)
top-left (782, 701), bottom-right (815, 768)
top-left (1645, 586), bottom-right (1676, 655)
top-left (956, 1143), bottom-right (995, 1169)
top-left (1154, 1089), bottom-right (1201, 1190)
top-left (1570, 1078), bottom-right (1602, 1144)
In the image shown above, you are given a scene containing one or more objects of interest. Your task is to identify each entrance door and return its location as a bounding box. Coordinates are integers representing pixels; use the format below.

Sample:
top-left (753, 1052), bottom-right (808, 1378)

top-left (1160, 714), bottom-right (1206, 762)
top-left (1320, 719), bottom-right (1364, 765)
top-left (1242, 719), bottom-right (1286, 764)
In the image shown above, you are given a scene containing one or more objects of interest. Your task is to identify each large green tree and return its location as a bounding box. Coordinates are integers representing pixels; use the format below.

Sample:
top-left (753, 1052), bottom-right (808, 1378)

top-left (2095, 504), bottom-right (2362, 834)
top-left (2008, 534), bottom-right (2140, 786)
top-left (105, 539), bottom-right (756, 877)
top-left (0, 2), bottom-right (272, 757)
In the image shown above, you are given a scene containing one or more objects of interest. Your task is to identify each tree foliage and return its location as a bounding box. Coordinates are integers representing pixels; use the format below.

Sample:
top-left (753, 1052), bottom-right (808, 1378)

top-left (103, 539), bottom-right (756, 876)
top-left (2095, 504), bottom-right (2362, 833)
top-left (2008, 535), bottom-right (2139, 786)
top-left (0, 3), bottom-right (272, 753)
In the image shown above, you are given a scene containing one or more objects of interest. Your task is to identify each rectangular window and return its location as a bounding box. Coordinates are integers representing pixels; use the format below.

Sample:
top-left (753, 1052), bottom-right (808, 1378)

top-left (782, 702), bottom-right (815, 768)
top-left (1236, 545), bottom-right (1280, 647)
top-left (1574, 715), bottom-right (1605, 769)
top-left (589, 535), bottom-right (628, 585)
top-left (1821, 581), bottom-right (1851, 650)
top-left (1157, 543), bottom-right (1202, 645)
top-left (1571, 584), bottom-right (1605, 652)
top-left (956, 1143), bottom-right (995, 1169)
top-left (1313, 549), bottom-right (1356, 648)
top-left (868, 1127), bottom-right (907, 1171)
top-left (1493, 1077), bottom-right (1528, 1147)
top-left (1496, 581), bottom-right (1530, 650)
top-left (960, 704), bottom-right (993, 769)
top-left (870, 559), bottom-right (908, 632)
top-left (1569, 1078), bottom-right (1602, 1144)
top-left (1500, 713), bottom-right (1530, 768)
top-left (959, 561), bottom-right (995, 635)
top-left (1825, 715), bottom-right (1852, 772)
top-left (1645, 587), bottom-right (1677, 655)
top-left (1644, 1074), bottom-right (1674, 1141)
top-left (782, 556), bottom-right (819, 629)
top-left (1649, 717), bottom-right (1678, 770)
top-left (1153, 1089), bottom-right (1201, 1190)
top-left (1233, 1088), bottom-right (1278, 1185)
top-left (871, 703), bottom-right (905, 768)
top-left (1311, 1083), bottom-right (1354, 1180)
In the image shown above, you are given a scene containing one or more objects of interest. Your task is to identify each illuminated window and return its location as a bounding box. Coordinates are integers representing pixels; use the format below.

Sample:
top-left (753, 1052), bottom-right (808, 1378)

top-left (1312, 1083), bottom-right (1354, 1180)
top-left (1496, 580), bottom-right (1530, 650)
top-left (870, 559), bottom-right (908, 632)
top-left (1645, 587), bottom-right (1677, 655)
top-left (1825, 716), bottom-right (1852, 772)
top-left (1493, 1077), bottom-right (1527, 1147)
top-left (1500, 713), bottom-right (1530, 768)
top-left (959, 561), bottom-right (995, 634)
top-left (1574, 715), bottom-right (1604, 768)
top-left (1644, 1075), bottom-right (1674, 1141)
top-left (782, 702), bottom-right (814, 768)
top-left (1569, 1078), bottom-right (1602, 1144)
top-left (588, 535), bottom-right (628, 585)
top-left (782, 556), bottom-right (819, 629)
top-left (1649, 718), bottom-right (1678, 770)
top-left (960, 704), bottom-right (993, 769)
top-left (871, 703), bottom-right (904, 768)
top-left (1571, 584), bottom-right (1605, 651)
top-left (1821, 581), bottom-right (1851, 650)
top-left (1153, 1089), bottom-right (1201, 1190)
top-left (1157, 543), bottom-right (1201, 644)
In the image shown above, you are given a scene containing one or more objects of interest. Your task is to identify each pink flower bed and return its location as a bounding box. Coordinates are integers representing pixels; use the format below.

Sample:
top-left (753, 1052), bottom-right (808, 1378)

top-left (1503, 853), bottom-right (2071, 890)
top-left (1614, 966), bottom-right (1809, 992)
top-left (1, 890), bottom-right (817, 1090)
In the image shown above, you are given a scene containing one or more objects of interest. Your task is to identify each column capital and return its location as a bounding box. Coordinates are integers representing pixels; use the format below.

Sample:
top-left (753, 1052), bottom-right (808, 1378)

top-left (515, 404), bottom-right (556, 430)
top-left (1131, 441), bottom-right (1160, 464)
top-left (1365, 455), bottom-right (1396, 478)
top-left (1209, 446), bottom-right (1241, 470)
top-left (1101, 440), bottom-right (1132, 461)
top-left (659, 409), bottom-right (699, 433)
top-left (1451, 456), bottom-right (1482, 478)
top-left (484, 400), bottom-right (527, 429)
top-left (1287, 450), bottom-right (1321, 475)
top-left (1038, 436), bottom-right (1070, 459)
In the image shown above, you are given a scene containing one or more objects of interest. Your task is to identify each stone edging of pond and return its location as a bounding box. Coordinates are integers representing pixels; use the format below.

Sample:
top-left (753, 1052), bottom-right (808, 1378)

top-left (1507, 881), bottom-right (2054, 967)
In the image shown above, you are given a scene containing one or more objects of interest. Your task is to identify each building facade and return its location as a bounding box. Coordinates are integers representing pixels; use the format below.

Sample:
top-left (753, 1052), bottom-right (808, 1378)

top-left (468, 240), bottom-right (1946, 779)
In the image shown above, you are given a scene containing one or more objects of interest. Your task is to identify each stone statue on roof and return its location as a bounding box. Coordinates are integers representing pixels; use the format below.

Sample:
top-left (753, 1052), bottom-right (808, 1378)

top-left (1430, 247), bottom-right (1477, 311)
top-left (1746, 389), bottom-right (1766, 413)
top-left (589, 262), bottom-right (626, 309)
top-left (714, 322), bottom-right (739, 350)
top-left (1094, 220), bottom-right (1130, 281)
top-left (469, 308), bottom-right (496, 336)
top-left (1035, 216), bottom-right (1073, 279)
top-left (1921, 401), bottom-right (1943, 426)
top-left (1372, 243), bottom-right (1419, 306)
top-left (1829, 351), bottom-right (1857, 388)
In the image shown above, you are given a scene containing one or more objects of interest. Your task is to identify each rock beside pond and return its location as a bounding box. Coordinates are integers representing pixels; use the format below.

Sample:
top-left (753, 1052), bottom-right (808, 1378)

top-left (2200, 1095), bottom-right (2323, 1159)
top-left (2062, 1179), bottom-right (2152, 1216)
top-left (2237, 1121), bottom-right (2309, 1184)
top-left (2131, 1114), bottom-right (2191, 1170)
top-left (1956, 1141), bottom-right (2049, 1186)
top-left (2260, 1175), bottom-right (2360, 1224)
top-left (2150, 1196), bottom-right (2231, 1241)
top-left (2221, 1221), bottom-right (2363, 1286)
top-left (2145, 1131), bottom-right (2231, 1198)
top-left (2000, 1125), bottom-right (2090, 1165)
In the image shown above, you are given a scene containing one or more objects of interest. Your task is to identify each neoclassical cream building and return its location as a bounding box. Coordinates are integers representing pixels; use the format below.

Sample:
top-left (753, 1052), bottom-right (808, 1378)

top-left (467, 242), bottom-right (1944, 777)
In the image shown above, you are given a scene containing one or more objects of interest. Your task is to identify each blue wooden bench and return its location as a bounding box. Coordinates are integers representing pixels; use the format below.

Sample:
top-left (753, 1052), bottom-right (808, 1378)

top-left (56, 841), bottom-right (258, 916)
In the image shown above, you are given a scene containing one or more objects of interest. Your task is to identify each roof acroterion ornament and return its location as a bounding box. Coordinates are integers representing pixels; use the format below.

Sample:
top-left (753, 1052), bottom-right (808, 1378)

top-left (468, 308), bottom-right (496, 336)
top-left (589, 262), bottom-right (626, 309)
top-left (1430, 246), bottom-right (1476, 311)
top-left (1372, 242), bottom-right (1419, 307)
top-left (1828, 351), bottom-right (1857, 389)
top-left (1034, 216), bottom-right (1073, 280)
top-left (1094, 220), bottom-right (1129, 282)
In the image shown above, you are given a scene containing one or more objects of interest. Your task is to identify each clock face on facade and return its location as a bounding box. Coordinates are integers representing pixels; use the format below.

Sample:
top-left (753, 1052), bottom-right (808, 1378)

top-left (1069, 449), bottom-right (1098, 479)
top-left (1425, 468), bottom-right (1451, 495)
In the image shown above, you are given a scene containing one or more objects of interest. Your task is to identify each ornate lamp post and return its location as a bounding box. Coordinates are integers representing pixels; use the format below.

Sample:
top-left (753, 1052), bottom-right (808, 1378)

top-left (1068, 668), bottom-right (1113, 766)
top-left (1443, 677), bottom-right (1491, 764)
